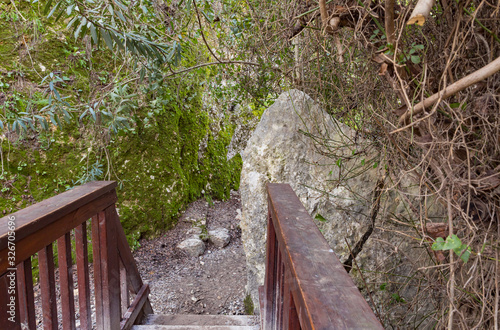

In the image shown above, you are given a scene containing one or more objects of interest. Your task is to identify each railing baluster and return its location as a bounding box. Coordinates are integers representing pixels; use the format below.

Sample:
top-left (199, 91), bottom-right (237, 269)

top-left (0, 271), bottom-right (21, 329)
top-left (263, 205), bottom-right (278, 329)
top-left (92, 212), bottom-right (104, 329)
top-left (58, 232), bottom-right (76, 330)
top-left (283, 269), bottom-right (300, 330)
top-left (120, 257), bottom-right (129, 315)
top-left (0, 182), bottom-right (152, 328)
top-left (276, 250), bottom-right (285, 330)
top-left (17, 258), bottom-right (36, 329)
top-left (75, 221), bottom-right (92, 330)
top-left (39, 243), bottom-right (58, 330)
top-left (93, 206), bottom-right (121, 329)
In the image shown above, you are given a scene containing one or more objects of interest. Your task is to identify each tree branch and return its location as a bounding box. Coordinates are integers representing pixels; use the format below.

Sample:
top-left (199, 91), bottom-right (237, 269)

top-left (407, 0), bottom-right (436, 26)
top-left (385, 0), bottom-right (395, 45)
top-left (399, 55), bottom-right (500, 124)
top-left (164, 61), bottom-right (262, 78)
top-left (319, 0), bottom-right (329, 30)
top-left (192, 0), bottom-right (222, 63)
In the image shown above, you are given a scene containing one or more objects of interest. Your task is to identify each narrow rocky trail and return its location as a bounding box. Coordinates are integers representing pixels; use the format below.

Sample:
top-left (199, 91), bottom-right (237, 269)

top-left (133, 190), bottom-right (251, 316)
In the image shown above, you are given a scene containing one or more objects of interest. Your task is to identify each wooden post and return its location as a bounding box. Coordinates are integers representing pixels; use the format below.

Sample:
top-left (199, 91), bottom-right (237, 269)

top-left (75, 221), bottom-right (92, 329)
top-left (39, 243), bottom-right (58, 330)
top-left (92, 207), bottom-right (122, 330)
top-left (263, 204), bottom-right (278, 329)
top-left (92, 212), bottom-right (105, 329)
top-left (58, 232), bottom-right (76, 330)
top-left (100, 206), bottom-right (121, 329)
top-left (0, 271), bottom-right (21, 329)
top-left (17, 259), bottom-right (36, 329)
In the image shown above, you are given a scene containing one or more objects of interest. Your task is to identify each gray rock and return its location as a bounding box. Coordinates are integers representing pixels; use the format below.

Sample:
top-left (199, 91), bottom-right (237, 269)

top-left (187, 227), bottom-right (203, 238)
top-left (239, 90), bottom-right (444, 322)
top-left (208, 228), bottom-right (231, 248)
top-left (177, 238), bottom-right (206, 257)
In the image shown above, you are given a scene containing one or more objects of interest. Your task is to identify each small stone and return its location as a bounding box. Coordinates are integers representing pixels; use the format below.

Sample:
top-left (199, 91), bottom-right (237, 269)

top-left (208, 228), bottom-right (231, 248)
top-left (177, 238), bottom-right (205, 257)
top-left (187, 227), bottom-right (203, 238)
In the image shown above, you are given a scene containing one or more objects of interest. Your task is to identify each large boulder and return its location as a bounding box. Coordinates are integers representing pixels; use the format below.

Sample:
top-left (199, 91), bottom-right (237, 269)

top-left (239, 90), bottom-right (444, 322)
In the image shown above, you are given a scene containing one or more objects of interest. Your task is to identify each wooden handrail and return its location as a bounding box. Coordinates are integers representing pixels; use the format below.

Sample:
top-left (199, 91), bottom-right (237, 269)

top-left (260, 183), bottom-right (383, 329)
top-left (0, 181), bottom-right (153, 329)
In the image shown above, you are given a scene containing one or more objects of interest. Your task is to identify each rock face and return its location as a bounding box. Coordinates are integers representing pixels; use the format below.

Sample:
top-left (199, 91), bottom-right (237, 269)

top-left (208, 228), bottom-right (231, 248)
top-left (239, 90), bottom-right (444, 321)
top-left (177, 238), bottom-right (206, 257)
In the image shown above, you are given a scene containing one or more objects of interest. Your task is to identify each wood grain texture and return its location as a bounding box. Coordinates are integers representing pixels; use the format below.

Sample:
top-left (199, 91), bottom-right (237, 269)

top-left (265, 183), bottom-right (383, 330)
top-left (263, 207), bottom-right (278, 329)
top-left (0, 271), bottom-right (21, 329)
top-left (0, 188), bottom-right (117, 275)
top-left (39, 244), bottom-right (58, 330)
top-left (17, 259), bottom-right (36, 329)
top-left (0, 181), bottom-right (116, 246)
top-left (58, 232), bottom-right (76, 330)
top-left (120, 284), bottom-right (150, 330)
top-left (92, 212), bottom-right (105, 329)
top-left (120, 258), bottom-right (130, 315)
top-left (113, 208), bottom-right (154, 315)
top-left (75, 221), bottom-right (92, 330)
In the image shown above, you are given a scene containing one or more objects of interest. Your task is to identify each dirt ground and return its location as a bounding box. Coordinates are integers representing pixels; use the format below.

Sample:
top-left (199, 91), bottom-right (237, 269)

top-left (133, 190), bottom-right (250, 316)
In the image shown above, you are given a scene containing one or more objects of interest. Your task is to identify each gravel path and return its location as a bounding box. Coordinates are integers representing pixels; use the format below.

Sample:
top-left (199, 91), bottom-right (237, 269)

top-left (134, 190), bottom-right (250, 316)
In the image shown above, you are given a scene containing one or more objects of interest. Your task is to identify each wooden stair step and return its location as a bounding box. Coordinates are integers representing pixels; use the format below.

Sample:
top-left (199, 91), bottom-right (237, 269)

top-left (132, 314), bottom-right (259, 329)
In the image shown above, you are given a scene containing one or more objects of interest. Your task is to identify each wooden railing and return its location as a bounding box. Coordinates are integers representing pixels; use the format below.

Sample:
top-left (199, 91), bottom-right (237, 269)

top-left (0, 181), bottom-right (153, 329)
top-left (259, 183), bottom-right (383, 329)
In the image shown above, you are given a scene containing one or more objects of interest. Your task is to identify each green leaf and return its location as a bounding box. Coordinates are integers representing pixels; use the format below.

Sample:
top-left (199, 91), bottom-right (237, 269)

top-left (101, 29), bottom-right (114, 51)
top-left (66, 16), bottom-right (78, 30)
top-left (111, 32), bottom-right (124, 50)
top-left (443, 234), bottom-right (462, 251)
top-left (458, 246), bottom-right (471, 263)
top-left (90, 24), bottom-right (98, 44)
top-left (74, 20), bottom-right (85, 39)
top-left (411, 55), bottom-right (421, 64)
top-left (66, 4), bottom-right (75, 15)
top-left (47, 1), bottom-right (61, 18)
top-left (432, 237), bottom-right (445, 251)
top-left (43, 0), bottom-right (54, 15)
top-left (114, 0), bottom-right (128, 11)
top-left (139, 67), bottom-right (146, 81)
top-left (12, 120), bottom-right (18, 133)
top-left (315, 214), bottom-right (327, 222)
top-left (116, 10), bottom-right (127, 23)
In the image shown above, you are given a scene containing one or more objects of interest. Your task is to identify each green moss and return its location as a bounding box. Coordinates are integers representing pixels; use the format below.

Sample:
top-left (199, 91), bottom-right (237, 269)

top-left (112, 80), bottom-right (242, 237)
top-left (0, 5), bottom-right (243, 243)
top-left (244, 293), bottom-right (254, 315)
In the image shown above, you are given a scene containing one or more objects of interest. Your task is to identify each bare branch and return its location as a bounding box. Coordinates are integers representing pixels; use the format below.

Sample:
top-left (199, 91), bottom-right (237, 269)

top-left (399, 55), bottom-right (500, 124)
top-left (407, 0), bottom-right (436, 26)
top-left (164, 61), bottom-right (262, 78)
top-left (385, 0), bottom-right (395, 45)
